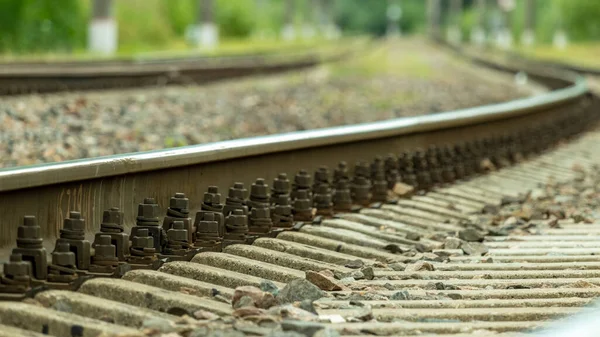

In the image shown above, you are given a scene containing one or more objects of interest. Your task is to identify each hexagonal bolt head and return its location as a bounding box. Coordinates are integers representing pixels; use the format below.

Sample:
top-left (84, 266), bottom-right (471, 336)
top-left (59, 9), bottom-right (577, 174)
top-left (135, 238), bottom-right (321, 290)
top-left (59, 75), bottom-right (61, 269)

top-left (64, 211), bottom-right (85, 231)
top-left (294, 199), bottom-right (312, 211)
top-left (334, 162), bottom-right (349, 182)
top-left (102, 207), bottom-right (123, 225)
top-left (272, 173), bottom-right (290, 193)
top-left (295, 190), bottom-right (310, 201)
top-left (94, 237), bottom-right (117, 259)
top-left (354, 162), bottom-right (370, 178)
top-left (294, 170), bottom-right (312, 187)
top-left (314, 167), bottom-right (330, 184)
top-left (18, 216), bottom-right (40, 239)
top-left (53, 243), bottom-right (76, 266)
top-left (251, 207), bottom-right (270, 219)
top-left (132, 235), bottom-right (154, 249)
top-left (228, 183), bottom-right (247, 200)
top-left (353, 176), bottom-right (371, 188)
top-left (274, 195), bottom-right (290, 206)
top-left (227, 210), bottom-right (247, 227)
top-left (251, 178), bottom-right (269, 199)
top-left (204, 186), bottom-right (222, 205)
top-left (198, 220), bottom-right (219, 234)
top-left (315, 184), bottom-right (331, 195)
top-left (4, 254), bottom-right (30, 277)
top-left (274, 204), bottom-right (292, 216)
top-left (170, 193), bottom-right (189, 210)
top-left (168, 222), bottom-right (188, 241)
top-left (138, 203), bottom-right (159, 218)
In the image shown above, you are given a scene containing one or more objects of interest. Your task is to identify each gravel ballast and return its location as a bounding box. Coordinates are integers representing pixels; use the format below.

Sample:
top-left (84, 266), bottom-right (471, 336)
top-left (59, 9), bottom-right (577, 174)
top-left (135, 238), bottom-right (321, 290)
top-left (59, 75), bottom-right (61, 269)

top-left (0, 39), bottom-right (541, 168)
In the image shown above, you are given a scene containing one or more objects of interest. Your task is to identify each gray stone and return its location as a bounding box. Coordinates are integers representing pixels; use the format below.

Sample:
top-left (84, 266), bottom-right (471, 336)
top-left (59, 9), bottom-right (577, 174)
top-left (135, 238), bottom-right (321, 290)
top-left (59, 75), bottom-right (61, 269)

top-left (461, 242), bottom-right (489, 256)
top-left (207, 330), bottom-right (246, 337)
top-left (277, 279), bottom-right (325, 304)
top-left (141, 317), bottom-right (176, 333)
top-left (458, 228), bottom-right (483, 242)
top-left (361, 267), bottom-right (375, 280)
top-left (443, 237), bottom-right (462, 249)
top-left (347, 270), bottom-right (364, 280)
top-left (314, 328), bottom-right (341, 337)
top-left (234, 296), bottom-right (255, 309)
top-left (344, 259), bottom-right (364, 269)
top-left (299, 299), bottom-right (318, 314)
top-left (390, 290), bottom-right (409, 300)
top-left (260, 280), bottom-right (280, 296)
top-left (352, 305), bottom-right (373, 321)
top-left (340, 277), bottom-right (355, 284)
top-left (404, 261), bottom-right (434, 272)
top-left (281, 320), bottom-right (325, 337)
top-left (405, 232), bottom-right (420, 241)
top-left (267, 331), bottom-right (306, 337)
top-left (388, 262), bottom-right (406, 271)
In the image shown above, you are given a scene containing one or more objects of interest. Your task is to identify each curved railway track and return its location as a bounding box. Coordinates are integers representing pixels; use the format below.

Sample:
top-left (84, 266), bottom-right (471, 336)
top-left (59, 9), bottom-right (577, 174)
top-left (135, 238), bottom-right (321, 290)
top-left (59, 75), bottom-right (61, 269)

top-left (0, 42), bottom-right (599, 336)
top-left (0, 44), bottom-right (355, 96)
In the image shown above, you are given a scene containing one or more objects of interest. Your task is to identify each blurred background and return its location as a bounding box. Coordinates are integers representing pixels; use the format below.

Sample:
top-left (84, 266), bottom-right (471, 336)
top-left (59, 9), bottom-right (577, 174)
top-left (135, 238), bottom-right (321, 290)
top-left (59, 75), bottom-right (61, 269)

top-left (0, 0), bottom-right (597, 59)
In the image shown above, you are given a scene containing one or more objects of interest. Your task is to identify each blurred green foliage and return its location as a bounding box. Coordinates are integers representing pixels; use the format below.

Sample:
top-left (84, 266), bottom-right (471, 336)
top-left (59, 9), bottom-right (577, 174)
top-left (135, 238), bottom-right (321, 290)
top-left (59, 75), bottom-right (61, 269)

top-left (0, 0), bottom-right (599, 54)
top-left (0, 0), bottom-right (86, 52)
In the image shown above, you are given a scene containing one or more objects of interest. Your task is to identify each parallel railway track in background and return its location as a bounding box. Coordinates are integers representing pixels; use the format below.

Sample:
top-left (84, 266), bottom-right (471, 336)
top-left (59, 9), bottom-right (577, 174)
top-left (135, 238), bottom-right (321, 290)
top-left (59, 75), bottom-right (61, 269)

top-left (0, 44), bottom-right (356, 96)
top-left (0, 42), bottom-right (600, 336)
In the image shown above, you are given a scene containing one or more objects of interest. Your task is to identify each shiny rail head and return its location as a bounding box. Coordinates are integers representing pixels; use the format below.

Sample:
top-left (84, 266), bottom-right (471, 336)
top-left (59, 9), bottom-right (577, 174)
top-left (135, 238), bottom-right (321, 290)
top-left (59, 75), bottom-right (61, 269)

top-left (0, 70), bottom-right (588, 193)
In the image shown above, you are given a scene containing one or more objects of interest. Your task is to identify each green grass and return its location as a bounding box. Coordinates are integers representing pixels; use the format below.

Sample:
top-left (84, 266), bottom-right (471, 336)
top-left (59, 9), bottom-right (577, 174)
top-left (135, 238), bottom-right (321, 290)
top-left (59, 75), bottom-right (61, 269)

top-left (516, 43), bottom-right (600, 68)
top-left (0, 37), bottom-right (359, 63)
top-left (329, 40), bottom-right (433, 80)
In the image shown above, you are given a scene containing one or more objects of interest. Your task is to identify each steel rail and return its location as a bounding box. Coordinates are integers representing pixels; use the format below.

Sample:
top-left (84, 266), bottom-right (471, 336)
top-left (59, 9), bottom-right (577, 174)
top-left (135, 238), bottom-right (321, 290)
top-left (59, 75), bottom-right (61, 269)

top-left (0, 41), bottom-right (361, 95)
top-left (0, 42), bottom-right (593, 248)
top-left (0, 66), bottom-right (587, 193)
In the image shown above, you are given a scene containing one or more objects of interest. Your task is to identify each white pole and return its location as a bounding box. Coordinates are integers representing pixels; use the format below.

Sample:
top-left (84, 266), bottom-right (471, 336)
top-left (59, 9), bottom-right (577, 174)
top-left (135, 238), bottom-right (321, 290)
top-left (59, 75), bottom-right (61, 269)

top-left (88, 0), bottom-right (117, 55)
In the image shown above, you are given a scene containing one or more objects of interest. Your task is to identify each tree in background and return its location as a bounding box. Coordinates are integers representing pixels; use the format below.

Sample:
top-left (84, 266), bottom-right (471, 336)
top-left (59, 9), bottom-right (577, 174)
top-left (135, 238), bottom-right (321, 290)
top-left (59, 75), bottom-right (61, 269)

top-left (0, 0), bottom-right (599, 54)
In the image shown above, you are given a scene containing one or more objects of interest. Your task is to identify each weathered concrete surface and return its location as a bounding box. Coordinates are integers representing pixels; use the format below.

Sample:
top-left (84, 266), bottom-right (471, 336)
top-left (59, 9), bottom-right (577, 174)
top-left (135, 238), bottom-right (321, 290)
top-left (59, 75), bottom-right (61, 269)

top-left (35, 290), bottom-right (176, 328)
top-left (224, 244), bottom-right (350, 273)
top-left (0, 302), bottom-right (139, 337)
top-left (159, 261), bottom-right (286, 289)
top-left (432, 261), bottom-right (600, 271)
top-left (319, 306), bottom-right (582, 322)
top-left (319, 218), bottom-right (428, 247)
top-left (78, 278), bottom-right (233, 316)
top-left (252, 237), bottom-right (378, 266)
top-left (123, 269), bottom-right (235, 299)
top-left (299, 224), bottom-right (394, 250)
top-left (277, 231), bottom-right (413, 263)
top-left (376, 269), bottom-right (600, 280)
top-left (315, 297), bottom-right (592, 309)
top-left (191, 251), bottom-right (304, 283)
top-left (0, 324), bottom-right (60, 337)
top-left (354, 277), bottom-right (600, 289)
top-left (358, 209), bottom-right (461, 234)
top-left (330, 321), bottom-right (542, 335)
top-left (329, 287), bottom-right (600, 299)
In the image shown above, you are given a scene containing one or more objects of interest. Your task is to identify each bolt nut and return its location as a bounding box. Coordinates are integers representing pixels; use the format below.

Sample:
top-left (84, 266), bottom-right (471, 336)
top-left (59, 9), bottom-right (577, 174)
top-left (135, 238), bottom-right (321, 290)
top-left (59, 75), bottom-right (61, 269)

top-left (251, 207), bottom-right (270, 219)
top-left (4, 254), bottom-right (30, 277)
top-left (204, 186), bottom-right (222, 205)
top-left (102, 207), bottom-right (123, 225)
top-left (138, 203), bottom-right (159, 218)
top-left (272, 173), bottom-right (290, 194)
top-left (170, 193), bottom-right (189, 210)
top-left (64, 211), bottom-right (85, 231)
top-left (94, 235), bottom-right (117, 259)
top-left (229, 182), bottom-right (247, 200)
top-left (52, 243), bottom-right (76, 266)
top-left (251, 178), bottom-right (269, 199)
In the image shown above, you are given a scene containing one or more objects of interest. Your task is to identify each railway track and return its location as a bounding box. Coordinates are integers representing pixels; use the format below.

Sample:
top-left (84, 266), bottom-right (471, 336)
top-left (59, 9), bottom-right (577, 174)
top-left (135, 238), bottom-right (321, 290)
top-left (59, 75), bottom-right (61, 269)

top-left (0, 43), bottom-right (356, 96)
top-left (0, 43), bottom-right (599, 336)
